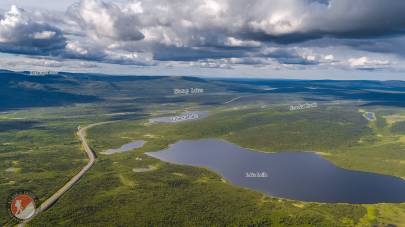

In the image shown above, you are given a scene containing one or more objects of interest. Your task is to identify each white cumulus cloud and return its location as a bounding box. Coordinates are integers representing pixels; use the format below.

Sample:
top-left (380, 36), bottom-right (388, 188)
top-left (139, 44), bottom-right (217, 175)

top-left (0, 5), bottom-right (66, 54)
top-left (347, 56), bottom-right (390, 70)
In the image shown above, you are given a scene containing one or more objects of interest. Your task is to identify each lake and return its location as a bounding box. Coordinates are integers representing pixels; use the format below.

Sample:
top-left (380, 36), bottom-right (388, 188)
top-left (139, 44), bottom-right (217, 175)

top-left (363, 112), bottom-right (377, 121)
top-left (147, 139), bottom-right (405, 204)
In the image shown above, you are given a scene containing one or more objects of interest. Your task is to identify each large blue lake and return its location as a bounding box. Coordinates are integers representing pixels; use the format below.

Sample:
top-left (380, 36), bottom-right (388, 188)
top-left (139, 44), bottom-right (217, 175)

top-left (147, 139), bottom-right (405, 204)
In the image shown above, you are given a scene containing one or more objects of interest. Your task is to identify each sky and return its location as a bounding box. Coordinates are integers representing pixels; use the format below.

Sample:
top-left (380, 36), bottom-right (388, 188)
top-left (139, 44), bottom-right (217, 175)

top-left (0, 0), bottom-right (405, 80)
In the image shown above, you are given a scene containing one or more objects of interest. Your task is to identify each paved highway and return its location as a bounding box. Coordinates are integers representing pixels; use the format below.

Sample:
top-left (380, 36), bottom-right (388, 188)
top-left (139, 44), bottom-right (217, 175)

top-left (18, 121), bottom-right (115, 226)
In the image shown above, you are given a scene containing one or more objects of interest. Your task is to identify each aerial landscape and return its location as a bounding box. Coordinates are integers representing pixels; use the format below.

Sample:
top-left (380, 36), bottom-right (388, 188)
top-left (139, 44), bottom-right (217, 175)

top-left (1, 1), bottom-right (405, 227)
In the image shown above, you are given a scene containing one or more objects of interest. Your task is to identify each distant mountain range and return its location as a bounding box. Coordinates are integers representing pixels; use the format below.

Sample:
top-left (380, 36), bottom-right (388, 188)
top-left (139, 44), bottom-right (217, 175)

top-left (1, 69), bottom-right (405, 111)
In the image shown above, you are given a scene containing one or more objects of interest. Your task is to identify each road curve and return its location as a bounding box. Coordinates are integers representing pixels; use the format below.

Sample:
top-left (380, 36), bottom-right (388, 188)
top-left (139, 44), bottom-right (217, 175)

top-left (19, 121), bottom-right (116, 226)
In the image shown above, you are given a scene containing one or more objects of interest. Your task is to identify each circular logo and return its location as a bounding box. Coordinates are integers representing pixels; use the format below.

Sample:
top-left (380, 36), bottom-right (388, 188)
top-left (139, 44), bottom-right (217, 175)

top-left (9, 193), bottom-right (36, 220)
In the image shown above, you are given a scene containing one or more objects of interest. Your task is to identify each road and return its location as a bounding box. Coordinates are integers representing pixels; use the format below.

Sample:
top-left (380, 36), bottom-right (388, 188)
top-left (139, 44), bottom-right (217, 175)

top-left (18, 121), bottom-right (115, 226)
top-left (224, 96), bottom-right (243, 104)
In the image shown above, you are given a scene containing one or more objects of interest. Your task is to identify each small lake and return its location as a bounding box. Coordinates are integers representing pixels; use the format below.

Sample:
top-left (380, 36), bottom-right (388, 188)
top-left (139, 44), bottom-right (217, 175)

top-left (101, 140), bottom-right (146, 155)
top-left (363, 112), bottom-right (377, 121)
top-left (147, 139), bottom-right (405, 204)
top-left (149, 111), bottom-right (209, 123)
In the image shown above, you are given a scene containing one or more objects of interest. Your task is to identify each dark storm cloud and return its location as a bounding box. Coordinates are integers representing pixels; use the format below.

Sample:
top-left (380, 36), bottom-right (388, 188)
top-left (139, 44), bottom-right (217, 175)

top-left (344, 38), bottom-right (405, 58)
top-left (237, 0), bottom-right (405, 44)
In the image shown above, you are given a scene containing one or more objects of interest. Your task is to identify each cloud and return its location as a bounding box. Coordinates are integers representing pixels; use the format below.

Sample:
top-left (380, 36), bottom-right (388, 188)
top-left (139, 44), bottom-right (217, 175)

top-left (0, 0), bottom-right (405, 72)
top-left (224, 37), bottom-right (261, 48)
top-left (259, 48), bottom-right (319, 65)
top-left (67, 0), bottom-right (144, 42)
top-left (324, 55), bottom-right (334, 61)
top-left (347, 56), bottom-right (390, 71)
top-left (64, 40), bottom-right (155, 65)
top-left (341, 37), bottom-right (405, 58)
top-left (190, 60), bottom-right (233, 69)
top-left (62, 0), bottom-right (405, 63)
top-left (5, 58), bottom-right (64, 68)
top-left (0, 5), bottom-right (66, 54)
top-left (242, 0), bottom-right (405, 42)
